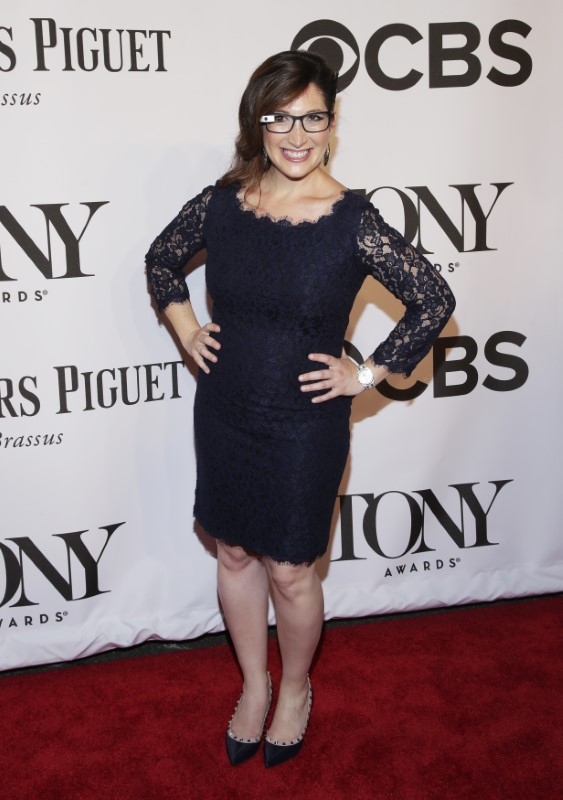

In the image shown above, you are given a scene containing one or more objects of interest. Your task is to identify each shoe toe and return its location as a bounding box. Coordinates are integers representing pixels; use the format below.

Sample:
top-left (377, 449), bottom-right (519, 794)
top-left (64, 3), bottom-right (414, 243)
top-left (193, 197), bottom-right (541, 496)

top-left (263, 739), bottom-right (303, 768)
top-left (226, 734), bottom-right (260, 766)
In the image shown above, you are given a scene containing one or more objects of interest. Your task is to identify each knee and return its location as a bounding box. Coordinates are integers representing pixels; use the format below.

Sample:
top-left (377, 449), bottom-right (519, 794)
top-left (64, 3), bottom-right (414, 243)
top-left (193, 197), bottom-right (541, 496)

top-left (217, 541), bottom-right (258, 574)
top-left (267, 561), bottom-right (315, 600)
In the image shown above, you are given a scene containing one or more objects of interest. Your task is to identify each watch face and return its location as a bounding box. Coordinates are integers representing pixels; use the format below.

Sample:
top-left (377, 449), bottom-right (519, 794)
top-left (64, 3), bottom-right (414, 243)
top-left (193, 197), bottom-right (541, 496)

top-left (358, 366), bottom-right (373, 386)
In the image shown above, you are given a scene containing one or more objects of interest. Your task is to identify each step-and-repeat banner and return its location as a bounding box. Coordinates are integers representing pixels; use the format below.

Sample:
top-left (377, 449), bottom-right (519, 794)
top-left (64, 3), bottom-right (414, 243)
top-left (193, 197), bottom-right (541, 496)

top-left (2, 1), bottom-right (562, 670)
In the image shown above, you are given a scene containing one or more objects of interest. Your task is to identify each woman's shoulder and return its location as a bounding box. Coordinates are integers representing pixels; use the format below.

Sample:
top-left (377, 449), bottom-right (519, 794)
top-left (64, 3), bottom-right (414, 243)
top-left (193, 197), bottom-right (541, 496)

top-left (185, 180), bottom-right (237, 201)
top-left (184, 181), bottom-right (237, 216)
top-left (339, 190), bottom-right (383, 232)
top-left (316, 174), bottom-right (372, 214)
top-left (341, 187), bottom-right (374, 210)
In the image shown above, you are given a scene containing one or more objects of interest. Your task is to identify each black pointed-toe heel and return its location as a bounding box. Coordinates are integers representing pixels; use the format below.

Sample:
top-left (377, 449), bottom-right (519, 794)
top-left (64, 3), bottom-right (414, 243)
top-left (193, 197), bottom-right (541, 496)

top-left (226, 672), bottom-right (272, 766)
top-left (263, 676), bottom-right (313, 768)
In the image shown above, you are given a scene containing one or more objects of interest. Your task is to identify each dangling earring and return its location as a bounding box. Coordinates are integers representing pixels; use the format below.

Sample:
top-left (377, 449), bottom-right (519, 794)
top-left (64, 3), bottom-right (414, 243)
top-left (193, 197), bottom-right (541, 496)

top-left (323, 143), bottom-right (330, 167)
top-left (262, 147), bottom-right (269, 168)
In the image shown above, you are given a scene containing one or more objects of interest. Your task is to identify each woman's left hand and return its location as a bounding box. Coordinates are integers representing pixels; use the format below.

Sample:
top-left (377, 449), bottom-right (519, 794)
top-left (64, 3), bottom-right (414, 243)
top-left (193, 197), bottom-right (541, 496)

top-left (298, 352), bottom-right (365, 403)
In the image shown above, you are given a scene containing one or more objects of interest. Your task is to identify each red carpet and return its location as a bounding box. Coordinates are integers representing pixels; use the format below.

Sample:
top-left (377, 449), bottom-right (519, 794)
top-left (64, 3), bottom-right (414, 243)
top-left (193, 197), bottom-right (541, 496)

top-left (1, 596), bottom-right (561, 800)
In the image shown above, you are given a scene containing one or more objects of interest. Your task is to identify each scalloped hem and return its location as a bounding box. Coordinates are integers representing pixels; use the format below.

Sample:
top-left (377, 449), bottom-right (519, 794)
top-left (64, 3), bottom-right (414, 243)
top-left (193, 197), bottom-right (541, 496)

top-left (196, 517), bottom-right (324, 567)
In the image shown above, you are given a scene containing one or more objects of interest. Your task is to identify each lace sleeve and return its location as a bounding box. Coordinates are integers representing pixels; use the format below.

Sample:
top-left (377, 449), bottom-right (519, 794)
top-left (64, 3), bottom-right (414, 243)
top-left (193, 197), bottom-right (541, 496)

top-left (145, 185), bottom-right (213, 312)
top-left (355, 204), bottom-right (456, 377)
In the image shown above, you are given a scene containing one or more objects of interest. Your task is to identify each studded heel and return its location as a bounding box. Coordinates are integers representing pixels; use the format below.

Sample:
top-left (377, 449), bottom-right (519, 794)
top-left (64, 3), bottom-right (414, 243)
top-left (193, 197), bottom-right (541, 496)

top-left (263, 676), bottom-right (313, 768)
top-left (226, 671), bottom-right (273, 766)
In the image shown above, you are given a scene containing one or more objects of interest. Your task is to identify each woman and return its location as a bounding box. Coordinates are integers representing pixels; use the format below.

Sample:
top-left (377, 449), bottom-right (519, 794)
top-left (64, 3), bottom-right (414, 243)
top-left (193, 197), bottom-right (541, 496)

top-left (145, 50), bottom-right (455, 768)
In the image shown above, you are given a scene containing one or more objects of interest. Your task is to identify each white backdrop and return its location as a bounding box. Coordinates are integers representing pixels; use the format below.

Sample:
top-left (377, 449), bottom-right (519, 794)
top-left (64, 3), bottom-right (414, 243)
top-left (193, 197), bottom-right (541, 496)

top-left (1, 0), bottom-right (562, 670)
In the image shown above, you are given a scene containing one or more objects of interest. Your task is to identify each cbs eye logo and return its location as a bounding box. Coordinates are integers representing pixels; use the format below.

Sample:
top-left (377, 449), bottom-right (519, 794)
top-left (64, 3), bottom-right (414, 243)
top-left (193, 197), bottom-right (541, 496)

top-left (291, 19), bottom-right (532, 91)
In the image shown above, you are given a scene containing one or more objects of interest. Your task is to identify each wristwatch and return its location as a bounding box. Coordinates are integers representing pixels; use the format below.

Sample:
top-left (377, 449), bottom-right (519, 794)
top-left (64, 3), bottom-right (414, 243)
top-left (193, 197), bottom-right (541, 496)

top-left (356, 363), bottom-right (376, 390)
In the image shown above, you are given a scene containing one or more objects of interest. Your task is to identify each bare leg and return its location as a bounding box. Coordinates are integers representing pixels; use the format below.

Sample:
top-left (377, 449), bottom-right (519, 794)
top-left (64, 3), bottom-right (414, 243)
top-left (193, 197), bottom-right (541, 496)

top-left (217, 541), bottom-right (270, 738)
top-left (265, 559), bottom-right (323, 742)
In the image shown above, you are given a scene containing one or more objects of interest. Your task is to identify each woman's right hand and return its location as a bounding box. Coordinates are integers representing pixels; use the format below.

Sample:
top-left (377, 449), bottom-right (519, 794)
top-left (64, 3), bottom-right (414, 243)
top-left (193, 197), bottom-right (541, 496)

top-left (183, 323), bottom-right (221, 374)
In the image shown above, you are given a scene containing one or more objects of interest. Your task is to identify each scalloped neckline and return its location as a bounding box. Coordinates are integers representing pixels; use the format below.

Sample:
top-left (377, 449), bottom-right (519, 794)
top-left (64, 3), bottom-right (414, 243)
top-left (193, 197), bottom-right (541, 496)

top-left (234, 187), bottom-right (350, 227)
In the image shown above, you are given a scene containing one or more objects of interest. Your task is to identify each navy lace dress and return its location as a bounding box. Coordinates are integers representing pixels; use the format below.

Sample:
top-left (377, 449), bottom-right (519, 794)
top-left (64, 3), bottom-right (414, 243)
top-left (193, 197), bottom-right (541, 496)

top-left (145, 183), bottom-right (455, 564)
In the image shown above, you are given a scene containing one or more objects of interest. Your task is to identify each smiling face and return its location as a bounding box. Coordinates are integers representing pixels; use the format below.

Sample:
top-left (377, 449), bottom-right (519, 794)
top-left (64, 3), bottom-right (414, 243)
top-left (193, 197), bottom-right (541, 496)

top-left (261, 83), bottom-right (333, 183)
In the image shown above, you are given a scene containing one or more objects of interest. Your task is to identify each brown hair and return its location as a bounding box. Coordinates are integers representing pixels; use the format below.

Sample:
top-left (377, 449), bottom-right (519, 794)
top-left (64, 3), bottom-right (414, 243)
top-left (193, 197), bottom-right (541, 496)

top-left (218, 50), bottom-right (338, 192)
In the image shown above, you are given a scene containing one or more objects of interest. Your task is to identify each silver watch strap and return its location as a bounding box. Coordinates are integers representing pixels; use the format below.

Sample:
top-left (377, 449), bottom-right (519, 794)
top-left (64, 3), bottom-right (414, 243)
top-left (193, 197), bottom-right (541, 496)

top-left (357, 362), bottom-right (376, 390)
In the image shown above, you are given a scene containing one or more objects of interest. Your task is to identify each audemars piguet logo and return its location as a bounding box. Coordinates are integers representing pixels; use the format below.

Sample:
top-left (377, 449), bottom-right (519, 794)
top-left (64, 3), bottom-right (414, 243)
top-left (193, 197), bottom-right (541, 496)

top-left (0, 361), bottom-right (186, 450)
top-left (0, 19), bottom-right (170, 73)
top-left (0, 18), bottom-right (172, 108)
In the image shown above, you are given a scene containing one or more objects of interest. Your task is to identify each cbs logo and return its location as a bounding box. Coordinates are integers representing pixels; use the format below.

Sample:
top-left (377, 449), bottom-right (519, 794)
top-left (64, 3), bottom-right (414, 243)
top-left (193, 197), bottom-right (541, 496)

top-left (291, 19), bottom-right (532, 91)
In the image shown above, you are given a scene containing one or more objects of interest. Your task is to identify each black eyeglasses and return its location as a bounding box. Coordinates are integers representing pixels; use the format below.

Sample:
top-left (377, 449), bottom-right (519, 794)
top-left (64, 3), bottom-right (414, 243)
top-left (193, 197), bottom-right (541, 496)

top-left (259, 112), bottom-right (333, 133)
